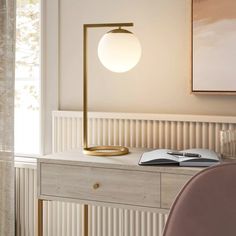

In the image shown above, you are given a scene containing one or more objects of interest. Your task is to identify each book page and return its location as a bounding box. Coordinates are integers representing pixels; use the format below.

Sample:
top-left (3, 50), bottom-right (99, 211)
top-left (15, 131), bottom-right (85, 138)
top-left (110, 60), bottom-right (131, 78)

top-left (139, 149), bottom-right (179, 164)
top-left (179, 149), bottom-right (220, 162)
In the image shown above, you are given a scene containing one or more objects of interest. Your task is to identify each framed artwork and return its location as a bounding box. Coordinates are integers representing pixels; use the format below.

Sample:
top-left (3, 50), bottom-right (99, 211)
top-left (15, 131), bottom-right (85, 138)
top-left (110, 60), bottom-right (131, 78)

top-left (191, 0), bottom-right (236, 94)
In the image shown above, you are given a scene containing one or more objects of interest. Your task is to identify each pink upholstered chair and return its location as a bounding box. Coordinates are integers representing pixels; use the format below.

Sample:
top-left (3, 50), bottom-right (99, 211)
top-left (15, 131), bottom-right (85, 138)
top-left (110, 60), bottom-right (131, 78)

top-left (163, 163), bottom-right (236, 236)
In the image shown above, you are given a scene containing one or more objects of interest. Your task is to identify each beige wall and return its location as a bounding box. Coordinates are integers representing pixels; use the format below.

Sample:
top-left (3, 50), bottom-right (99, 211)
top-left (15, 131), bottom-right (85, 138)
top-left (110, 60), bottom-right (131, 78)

top-left (58, 0), bottom-right (236, 116)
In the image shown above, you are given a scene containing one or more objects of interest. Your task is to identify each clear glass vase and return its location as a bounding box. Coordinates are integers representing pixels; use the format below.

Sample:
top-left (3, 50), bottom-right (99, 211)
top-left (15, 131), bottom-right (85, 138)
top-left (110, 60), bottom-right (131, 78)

top-left (220, 130), bottom-right (236, 159)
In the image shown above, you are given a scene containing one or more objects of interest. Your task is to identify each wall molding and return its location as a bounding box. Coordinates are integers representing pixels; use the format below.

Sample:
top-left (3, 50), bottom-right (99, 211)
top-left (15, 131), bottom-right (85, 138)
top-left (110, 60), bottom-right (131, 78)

top-left (53, 110), bottom-right (236, 124)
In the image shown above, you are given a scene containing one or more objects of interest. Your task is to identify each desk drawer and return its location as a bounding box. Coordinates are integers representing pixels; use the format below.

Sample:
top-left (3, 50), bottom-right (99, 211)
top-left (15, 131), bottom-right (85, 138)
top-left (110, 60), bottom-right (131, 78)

top-left (40, 163), bottom-right (160, 208)
top-left (161, 173), bottom-right (192, 209)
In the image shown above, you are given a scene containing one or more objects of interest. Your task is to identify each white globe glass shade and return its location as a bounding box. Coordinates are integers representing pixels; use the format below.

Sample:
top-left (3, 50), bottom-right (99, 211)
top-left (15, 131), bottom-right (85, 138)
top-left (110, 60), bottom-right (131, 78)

top-left (98, 29), bottom-right (142, 73)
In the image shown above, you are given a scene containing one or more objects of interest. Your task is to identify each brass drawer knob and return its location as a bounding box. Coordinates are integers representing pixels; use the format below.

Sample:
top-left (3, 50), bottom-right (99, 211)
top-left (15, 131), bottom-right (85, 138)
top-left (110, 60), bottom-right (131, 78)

top-left (93, 183), bottom-right (100, 190)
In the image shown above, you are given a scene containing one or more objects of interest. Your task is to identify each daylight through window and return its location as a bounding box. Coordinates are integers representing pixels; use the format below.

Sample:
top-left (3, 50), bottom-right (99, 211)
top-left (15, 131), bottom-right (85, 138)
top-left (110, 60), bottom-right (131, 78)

top-left (15, 0), bottom-right (41, 155)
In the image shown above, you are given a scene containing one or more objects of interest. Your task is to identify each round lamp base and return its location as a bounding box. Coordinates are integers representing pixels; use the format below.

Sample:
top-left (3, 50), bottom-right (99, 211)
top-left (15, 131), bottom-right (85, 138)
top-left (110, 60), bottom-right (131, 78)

top-left (83, 146), bottom-right (129, 156)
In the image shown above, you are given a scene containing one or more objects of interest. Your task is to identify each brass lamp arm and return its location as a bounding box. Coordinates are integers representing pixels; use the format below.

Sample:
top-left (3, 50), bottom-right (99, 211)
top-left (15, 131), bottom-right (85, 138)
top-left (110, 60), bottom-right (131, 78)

top-left (83, 23), bottom-right (134, 156)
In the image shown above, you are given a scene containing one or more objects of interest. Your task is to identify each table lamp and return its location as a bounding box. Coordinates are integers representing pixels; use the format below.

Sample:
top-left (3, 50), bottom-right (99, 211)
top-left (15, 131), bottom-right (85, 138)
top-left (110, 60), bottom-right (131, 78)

top-left (83, 23), bottom-right (142, 156)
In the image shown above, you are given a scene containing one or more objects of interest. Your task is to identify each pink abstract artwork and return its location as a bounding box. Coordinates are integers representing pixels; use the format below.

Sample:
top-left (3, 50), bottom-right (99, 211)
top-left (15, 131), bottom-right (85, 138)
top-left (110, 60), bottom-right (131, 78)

top-left (192, 0), bottom-right (236, 93)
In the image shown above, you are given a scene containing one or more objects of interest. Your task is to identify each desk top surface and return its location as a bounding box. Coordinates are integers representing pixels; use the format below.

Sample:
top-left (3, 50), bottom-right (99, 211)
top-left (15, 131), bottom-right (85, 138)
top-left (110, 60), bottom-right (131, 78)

top-left (38, 148), bottom-right (203, 175)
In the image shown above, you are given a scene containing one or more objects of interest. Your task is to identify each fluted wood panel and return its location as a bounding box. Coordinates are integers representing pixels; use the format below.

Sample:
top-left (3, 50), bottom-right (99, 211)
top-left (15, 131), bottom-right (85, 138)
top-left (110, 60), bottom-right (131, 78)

top-left (52, 111), bottom-right (236, 153)
top-left (42, 201), bottom-right (83, 236)
top-left (15, 167), bottom-right (37, 236)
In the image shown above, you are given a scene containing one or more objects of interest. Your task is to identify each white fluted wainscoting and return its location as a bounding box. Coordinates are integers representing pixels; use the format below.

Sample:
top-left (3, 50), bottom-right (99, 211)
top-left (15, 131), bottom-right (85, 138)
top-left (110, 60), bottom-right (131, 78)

top-left (15, 111), bottom-right (236, 236)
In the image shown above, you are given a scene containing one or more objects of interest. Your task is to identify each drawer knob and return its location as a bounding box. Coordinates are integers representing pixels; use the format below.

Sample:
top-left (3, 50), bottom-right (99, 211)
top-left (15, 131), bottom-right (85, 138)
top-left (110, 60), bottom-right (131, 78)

top-left (93, 183), bottom-right (100, 190)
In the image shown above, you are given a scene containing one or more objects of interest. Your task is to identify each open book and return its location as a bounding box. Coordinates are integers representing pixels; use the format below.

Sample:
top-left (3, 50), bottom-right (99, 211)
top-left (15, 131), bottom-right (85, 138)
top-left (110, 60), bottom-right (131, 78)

top-left (139, 149), bottom-right (221, 167)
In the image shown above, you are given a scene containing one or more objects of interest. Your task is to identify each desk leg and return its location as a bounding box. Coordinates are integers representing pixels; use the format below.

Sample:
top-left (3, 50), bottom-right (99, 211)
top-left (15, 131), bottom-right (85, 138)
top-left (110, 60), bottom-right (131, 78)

top-left (38, 199), bottom-right (43, 236)
top-left (84, 204), bottom-right (89, 236)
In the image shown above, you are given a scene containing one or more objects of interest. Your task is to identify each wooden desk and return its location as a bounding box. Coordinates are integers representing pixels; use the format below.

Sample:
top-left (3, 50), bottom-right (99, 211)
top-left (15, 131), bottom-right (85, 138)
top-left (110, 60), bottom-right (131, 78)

top-left (37, 149), bottom-right (203, 236)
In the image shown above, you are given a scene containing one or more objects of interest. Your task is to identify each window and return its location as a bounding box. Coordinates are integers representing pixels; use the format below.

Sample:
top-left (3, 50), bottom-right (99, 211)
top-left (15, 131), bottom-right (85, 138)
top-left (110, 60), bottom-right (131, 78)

top-left (15, 0), bottom-right (41, 156)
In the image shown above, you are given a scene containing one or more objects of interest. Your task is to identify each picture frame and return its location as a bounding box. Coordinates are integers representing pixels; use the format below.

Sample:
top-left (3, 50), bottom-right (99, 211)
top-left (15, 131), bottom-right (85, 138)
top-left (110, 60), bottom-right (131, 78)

top-left (191, 0), bottom-right (236, 95)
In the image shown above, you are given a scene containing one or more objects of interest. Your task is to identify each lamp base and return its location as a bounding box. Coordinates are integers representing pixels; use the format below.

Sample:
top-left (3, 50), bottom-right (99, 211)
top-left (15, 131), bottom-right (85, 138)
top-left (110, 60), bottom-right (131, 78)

top-left (83, 146), bottom-right (129, 156)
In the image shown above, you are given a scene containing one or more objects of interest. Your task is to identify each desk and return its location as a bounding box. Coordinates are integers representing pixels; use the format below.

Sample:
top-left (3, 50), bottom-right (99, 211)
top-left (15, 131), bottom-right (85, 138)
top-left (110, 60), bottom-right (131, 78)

top-left (37, 149), bottom-right (203, 236)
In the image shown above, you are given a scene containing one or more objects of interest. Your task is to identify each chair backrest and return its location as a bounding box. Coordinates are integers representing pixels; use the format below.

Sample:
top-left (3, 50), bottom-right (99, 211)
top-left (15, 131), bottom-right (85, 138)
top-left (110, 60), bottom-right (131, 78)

top-left (163, 163), bottom-right (236, 236)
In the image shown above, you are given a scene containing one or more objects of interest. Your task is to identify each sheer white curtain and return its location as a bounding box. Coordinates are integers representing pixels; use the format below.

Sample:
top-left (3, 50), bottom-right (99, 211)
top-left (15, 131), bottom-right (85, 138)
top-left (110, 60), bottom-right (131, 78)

top-left (0, 0), bottom-right (15, 235)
